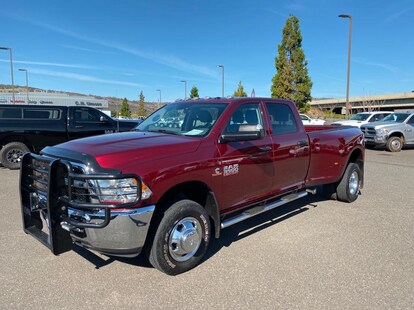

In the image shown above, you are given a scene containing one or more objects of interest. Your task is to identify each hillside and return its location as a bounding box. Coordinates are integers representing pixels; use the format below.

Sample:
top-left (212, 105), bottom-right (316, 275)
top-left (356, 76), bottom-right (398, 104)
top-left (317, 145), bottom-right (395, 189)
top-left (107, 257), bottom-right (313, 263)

top-left (0, 84), bottom-right (159, 115)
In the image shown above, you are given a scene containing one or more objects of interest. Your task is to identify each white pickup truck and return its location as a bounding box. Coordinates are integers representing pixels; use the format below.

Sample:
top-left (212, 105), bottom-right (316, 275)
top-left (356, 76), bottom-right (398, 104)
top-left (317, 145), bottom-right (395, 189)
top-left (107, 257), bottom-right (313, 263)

top-left (361, 111), bottom-right (414, 152)
top-left (331, 111), bottom-right (392, 128)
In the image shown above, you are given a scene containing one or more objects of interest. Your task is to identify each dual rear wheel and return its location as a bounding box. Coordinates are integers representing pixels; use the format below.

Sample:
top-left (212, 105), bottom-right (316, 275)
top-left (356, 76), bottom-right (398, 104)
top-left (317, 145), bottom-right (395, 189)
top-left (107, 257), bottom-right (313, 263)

top-left (324, 162), bottom-right (362, 203)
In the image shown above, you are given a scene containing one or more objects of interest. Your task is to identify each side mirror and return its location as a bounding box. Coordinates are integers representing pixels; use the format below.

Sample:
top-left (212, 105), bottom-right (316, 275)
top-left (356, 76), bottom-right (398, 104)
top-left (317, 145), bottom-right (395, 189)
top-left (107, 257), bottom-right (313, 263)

top-left (100, 116), bottom-right (108, 122)
top-left (219, 124), bottom-right (263, 143)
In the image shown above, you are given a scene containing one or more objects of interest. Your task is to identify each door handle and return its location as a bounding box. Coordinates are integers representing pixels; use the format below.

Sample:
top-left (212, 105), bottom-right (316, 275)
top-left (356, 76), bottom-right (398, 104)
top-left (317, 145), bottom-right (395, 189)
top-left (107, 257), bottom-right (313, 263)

top-left (75, 125), bottom-right (84, 128)
top-left (259, 146), bottom-right (272, 153)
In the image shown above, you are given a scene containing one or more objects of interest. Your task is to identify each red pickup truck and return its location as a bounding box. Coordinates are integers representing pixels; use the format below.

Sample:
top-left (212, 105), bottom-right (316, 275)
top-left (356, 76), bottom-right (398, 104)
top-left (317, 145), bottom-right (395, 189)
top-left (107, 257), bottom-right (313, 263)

top-left (20, 98), bottom-right (364, 275)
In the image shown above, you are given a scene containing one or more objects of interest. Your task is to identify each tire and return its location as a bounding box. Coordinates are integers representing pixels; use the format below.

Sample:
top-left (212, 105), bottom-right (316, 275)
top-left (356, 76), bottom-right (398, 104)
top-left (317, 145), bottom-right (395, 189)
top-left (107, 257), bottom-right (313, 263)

top-left (386, 136), bottom-right (403, 152)
top-left (0, 142), bottom-right (29, 169)
top-left (148, 199), bottom-right (211, 275)
top-left (336, 163), bottom-right (361, 203)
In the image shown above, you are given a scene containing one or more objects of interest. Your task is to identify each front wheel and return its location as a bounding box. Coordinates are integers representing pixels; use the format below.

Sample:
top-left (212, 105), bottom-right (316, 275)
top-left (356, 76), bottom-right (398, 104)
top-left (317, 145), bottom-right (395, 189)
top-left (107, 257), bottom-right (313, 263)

top-left (386, 136), bottom-right (403, 152)
top-left (148, 200), bottom-right (211, 275)
top-left (0, 142), bottom-right (29, 169)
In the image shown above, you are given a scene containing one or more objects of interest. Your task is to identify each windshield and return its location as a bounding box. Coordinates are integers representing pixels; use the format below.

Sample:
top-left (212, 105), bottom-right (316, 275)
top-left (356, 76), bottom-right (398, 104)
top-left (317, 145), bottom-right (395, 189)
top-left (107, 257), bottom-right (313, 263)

top-left (349, 113), bottom-right (370, 121)
top-left (382, 113), bottom-right (410, 123)
top-left (136, 101), bottom-right (227, 137)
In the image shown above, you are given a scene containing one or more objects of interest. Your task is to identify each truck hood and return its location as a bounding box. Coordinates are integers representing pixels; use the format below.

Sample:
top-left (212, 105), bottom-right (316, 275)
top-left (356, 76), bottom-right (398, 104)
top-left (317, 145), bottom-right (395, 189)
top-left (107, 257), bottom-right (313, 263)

top-left (54, 131), bottom-right (201, 169)
top-left (332, 120), bottom-right (366, 127)
top-left (361, 121), bottom-right (402, 130)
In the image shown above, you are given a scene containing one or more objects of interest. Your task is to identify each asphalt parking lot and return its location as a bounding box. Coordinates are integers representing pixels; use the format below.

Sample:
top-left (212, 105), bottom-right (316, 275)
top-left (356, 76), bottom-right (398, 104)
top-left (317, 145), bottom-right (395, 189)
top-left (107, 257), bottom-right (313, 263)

top-left (1, 148), bottom-right (413, 309)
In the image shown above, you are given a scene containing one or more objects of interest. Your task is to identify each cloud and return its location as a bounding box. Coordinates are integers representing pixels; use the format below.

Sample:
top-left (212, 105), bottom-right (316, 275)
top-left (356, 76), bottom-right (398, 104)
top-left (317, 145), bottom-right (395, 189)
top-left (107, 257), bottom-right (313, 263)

top-left (387, 7), bottom-right (414, 21)
top-left (99, 42), bottom-right (217, 77)
top-left (267, 9), bottom-right (287, 18)
top-left (30, 68), bottom-right (146, 88)
top-left (0, 59), bottom-right (95, 69)
top-left (353, 58), bottom-right (399, 74)
top-left (7, 14), bottom-right (217, 78)
top-left (60, 44), bottom-right (117, 55)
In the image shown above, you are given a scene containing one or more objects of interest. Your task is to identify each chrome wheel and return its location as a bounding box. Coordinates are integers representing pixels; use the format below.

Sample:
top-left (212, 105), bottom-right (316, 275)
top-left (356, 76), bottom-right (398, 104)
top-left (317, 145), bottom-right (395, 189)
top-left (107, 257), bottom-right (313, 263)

top-left (391, 139), bottom-right (401, 151)
top-left (348, 171), bottom-right (359, 196)
top-left (169, 217), bottom-right (202, 262)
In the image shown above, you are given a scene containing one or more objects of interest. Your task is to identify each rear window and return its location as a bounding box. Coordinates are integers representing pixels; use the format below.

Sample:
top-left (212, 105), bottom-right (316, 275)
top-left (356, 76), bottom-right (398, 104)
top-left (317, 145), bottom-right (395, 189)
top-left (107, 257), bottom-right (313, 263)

top-left (0, 107), bottom-right (62, 120)
top-left (23, 109), bottom-right (62, 120)
top-left (265, 102), bottom-right (298, 134)
top-left (0, 108), bottom-right (22, 119)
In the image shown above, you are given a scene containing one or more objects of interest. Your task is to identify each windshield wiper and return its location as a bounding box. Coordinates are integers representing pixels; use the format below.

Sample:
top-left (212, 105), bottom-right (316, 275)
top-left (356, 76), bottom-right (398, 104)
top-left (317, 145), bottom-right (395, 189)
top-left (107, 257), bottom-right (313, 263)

top-left (147, 128), bottom-right (182, 135)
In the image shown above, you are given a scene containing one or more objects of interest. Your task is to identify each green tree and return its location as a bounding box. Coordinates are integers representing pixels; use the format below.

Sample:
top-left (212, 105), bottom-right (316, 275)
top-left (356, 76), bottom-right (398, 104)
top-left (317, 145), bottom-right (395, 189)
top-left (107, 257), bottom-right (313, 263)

top-left (137, 91), bottom-right (146, 117)
top-left (233, 81), bottom-right (247, 97)
top-left (120, 98), bottom-right (131, 117)
top-left (189, 86), bottom-right (199, 99)
top-left (271, 15), bottom-right (312, 112)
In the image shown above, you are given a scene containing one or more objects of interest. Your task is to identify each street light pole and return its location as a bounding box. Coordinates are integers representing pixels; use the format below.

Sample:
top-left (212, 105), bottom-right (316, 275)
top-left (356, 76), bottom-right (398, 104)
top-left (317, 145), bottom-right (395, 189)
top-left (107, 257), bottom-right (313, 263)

top-left (0, 46), bottom-right (15, 104)
top-left (216, 65), bottom-right (224, 97)
top-left (338, 14), bottom-right (352, 116)
top-left (181, 80), bottom-right (187, 99)
top-left (19, 68), bottom-right (29, 104)
top-left (156, 89), bottom-right (161, 105)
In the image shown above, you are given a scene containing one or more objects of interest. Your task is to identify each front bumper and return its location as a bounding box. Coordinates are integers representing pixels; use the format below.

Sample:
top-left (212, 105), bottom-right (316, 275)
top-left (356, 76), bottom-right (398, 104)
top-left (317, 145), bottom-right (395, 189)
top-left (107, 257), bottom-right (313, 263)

top-left (68, 205), bottom-right (154, 257)
top-left (20, 152), bottom-right (154, 257)
top-left (364, 134), bottom-right (387, 144)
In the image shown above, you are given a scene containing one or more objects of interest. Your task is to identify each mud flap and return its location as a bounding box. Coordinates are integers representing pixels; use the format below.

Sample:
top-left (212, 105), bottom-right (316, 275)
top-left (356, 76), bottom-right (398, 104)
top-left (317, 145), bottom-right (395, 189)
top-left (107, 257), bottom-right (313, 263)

top-left (20, 154), bottom-right (73, 255)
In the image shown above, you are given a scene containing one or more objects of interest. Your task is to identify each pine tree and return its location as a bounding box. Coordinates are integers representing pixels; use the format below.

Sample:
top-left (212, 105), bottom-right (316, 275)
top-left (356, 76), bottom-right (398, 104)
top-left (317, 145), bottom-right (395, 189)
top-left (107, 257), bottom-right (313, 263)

top-left (189, 86), bottom-right (199, 99)
top-left (233, 81), bottom-right (247, 97)
top-left (137, 91), bottom-right (146, 117)
top-left (271, 15), bottom-right (312, 112)
top-left (120, 98), bottom-right (131, 117)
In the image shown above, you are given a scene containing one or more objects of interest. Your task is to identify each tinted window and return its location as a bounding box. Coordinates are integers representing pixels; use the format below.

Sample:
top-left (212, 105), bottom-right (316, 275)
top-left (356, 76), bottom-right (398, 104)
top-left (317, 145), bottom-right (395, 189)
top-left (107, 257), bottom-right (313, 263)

top-left (0, 108), bottom-right (22, 119)
top-left (266, 103), bottom-right (298, 134)
top-left (23, 108), bottom-right (62, 119)
top-left (383, 113), bottom-right (410, 123)
top-left (74, 108), bottom-right (105, 122)
top-left (350, 113), bottom-right (370, 121)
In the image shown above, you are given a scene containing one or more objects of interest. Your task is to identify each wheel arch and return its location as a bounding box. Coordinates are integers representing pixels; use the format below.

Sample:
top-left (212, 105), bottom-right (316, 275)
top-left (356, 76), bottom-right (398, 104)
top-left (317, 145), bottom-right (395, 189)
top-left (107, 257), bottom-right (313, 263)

top-left (347, 147), bottom-right (364, 188)
top-left (388, 131), bottom-right (405, 142)
top-left (0, 134), bottom-right (34, 152)
top-left (152, 181), bottom-right (221, 239)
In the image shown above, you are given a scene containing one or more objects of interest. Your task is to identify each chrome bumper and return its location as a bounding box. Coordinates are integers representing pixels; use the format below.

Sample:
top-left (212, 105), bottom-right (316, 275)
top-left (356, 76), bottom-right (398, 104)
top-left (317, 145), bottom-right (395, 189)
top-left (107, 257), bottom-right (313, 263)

top-left (364, 135), bottom-right (387, 144)
top-left (68, 205), bottom-right (155, 257)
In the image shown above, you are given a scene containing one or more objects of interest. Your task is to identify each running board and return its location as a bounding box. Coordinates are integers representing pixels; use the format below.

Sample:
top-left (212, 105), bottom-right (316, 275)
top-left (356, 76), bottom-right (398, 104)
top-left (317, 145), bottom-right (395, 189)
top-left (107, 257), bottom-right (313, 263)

top-left (221, 191), bottom-right (309, 229)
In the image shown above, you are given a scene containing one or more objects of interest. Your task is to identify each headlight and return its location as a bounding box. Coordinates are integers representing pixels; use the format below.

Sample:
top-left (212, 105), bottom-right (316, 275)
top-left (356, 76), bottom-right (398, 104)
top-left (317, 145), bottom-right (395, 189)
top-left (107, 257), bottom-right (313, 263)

top-left (376, 128), bottom-right (389, 135)
top-left (89, 178), bottom-right (152, 204)
top-left (94, 178), bottom-right (138, 204)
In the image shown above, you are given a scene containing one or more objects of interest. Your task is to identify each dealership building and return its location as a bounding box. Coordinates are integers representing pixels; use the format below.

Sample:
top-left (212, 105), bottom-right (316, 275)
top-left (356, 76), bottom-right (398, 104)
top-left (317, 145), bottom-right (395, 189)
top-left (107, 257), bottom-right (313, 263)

top-left (0, 92), bottom-right (108, 109)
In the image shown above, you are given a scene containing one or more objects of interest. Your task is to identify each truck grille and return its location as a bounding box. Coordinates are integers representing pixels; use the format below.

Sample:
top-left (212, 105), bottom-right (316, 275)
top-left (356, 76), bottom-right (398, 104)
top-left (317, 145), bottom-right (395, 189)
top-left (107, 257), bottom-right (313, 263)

top-left (24, 155), bottom-right (92, 209)
top-left (21, 153), bottom-right (141, 211)
top-left (361, 127), bottom-right (376, 136)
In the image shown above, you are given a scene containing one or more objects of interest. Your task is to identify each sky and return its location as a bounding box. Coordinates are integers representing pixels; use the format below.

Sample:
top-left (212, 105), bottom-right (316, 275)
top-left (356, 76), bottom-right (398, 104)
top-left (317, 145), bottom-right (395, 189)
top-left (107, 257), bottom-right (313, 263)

top-left (1, 0), bottom-right (414, 103)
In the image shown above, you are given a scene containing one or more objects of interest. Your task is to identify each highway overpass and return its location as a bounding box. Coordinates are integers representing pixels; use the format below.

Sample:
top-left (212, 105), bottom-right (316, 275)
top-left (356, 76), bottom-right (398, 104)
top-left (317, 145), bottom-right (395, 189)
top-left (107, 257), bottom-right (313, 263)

top-left (310, 92), bottom-right (414, 114)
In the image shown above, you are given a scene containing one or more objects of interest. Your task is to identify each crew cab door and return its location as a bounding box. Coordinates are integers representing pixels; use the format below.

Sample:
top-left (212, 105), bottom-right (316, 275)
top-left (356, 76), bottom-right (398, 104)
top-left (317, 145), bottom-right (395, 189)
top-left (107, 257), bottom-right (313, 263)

top-left (216, 102), bottom-right (274, 211)
top-left (264, 101), bottom-right (310, 193)
top-left (68, 107), bottom-right (116, 140)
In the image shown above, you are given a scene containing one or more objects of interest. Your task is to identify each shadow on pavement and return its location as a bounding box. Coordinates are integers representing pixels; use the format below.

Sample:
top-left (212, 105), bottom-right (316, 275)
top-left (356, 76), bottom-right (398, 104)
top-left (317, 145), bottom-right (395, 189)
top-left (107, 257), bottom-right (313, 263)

top-left (73, 189), bottom-right (327, 271)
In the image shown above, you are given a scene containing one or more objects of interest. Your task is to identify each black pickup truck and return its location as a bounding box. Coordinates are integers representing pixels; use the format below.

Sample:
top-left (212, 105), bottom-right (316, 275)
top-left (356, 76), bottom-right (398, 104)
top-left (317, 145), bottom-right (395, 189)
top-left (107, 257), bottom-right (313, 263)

top-left (0, 105), bottom-right (139, 169)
